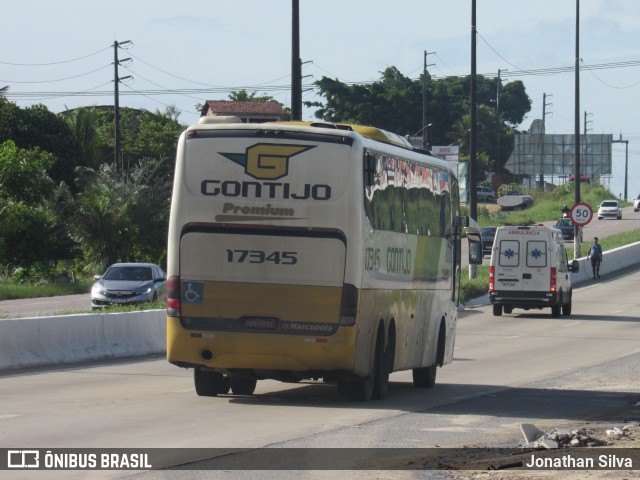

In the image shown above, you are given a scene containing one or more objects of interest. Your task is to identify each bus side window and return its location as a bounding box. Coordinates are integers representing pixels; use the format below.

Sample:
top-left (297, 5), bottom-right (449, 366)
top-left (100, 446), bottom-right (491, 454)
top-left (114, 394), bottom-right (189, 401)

top-left (364, 152), bottom-right (376, 187)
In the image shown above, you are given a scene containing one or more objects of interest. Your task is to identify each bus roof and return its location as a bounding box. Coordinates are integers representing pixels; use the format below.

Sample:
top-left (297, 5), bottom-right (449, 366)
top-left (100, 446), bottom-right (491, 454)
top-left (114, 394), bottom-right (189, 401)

top-left (271, 121), bottom-right (414, 150)
top-left (196, 116), bottom-right (414, 150)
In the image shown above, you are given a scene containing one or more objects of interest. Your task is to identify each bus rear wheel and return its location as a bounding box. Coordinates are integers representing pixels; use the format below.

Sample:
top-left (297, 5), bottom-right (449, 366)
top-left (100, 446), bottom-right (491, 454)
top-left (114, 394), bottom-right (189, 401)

top-left (230, 377), bottom-right (257, 396)
top-left (412, 364), bottom-right (437, 388)
top-left (194, 368), bottom-right (228, 397)
top-left (372, 328), bottom-right (392, 400)
top-left (338, 375), bottom-right (373, 402)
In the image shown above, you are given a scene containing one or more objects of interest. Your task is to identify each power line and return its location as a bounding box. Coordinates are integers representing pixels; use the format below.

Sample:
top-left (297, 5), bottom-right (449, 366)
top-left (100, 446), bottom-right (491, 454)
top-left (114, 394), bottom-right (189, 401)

top-left (0, 65), bottom-right (112, 84)
top-left (0, 47), bottom-right (111, 66)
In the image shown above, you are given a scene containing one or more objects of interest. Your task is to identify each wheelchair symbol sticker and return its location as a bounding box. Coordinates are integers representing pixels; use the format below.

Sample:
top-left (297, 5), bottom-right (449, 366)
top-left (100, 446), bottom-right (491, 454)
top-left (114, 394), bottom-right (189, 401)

top-left (182, 281), bottom-right (203, 304)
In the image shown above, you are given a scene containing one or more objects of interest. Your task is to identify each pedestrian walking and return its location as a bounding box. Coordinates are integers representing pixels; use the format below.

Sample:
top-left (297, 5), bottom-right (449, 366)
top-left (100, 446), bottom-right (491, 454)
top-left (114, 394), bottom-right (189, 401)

top-left (587, 236), bottom-right (603, 279)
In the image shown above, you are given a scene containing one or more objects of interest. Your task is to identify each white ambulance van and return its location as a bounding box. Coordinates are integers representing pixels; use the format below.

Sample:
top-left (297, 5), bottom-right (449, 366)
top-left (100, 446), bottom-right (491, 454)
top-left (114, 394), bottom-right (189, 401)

top-left (488, 225), bottom-right (579, 317)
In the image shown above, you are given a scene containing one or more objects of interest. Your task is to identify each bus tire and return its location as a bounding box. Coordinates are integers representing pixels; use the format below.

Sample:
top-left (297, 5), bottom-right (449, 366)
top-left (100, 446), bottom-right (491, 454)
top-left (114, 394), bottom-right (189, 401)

top-left (337, 374), bottom-right (374, 402)
top-left (349, 376), bottom-right (374, 402)
top-left (230, 377), bottom-right (257, 396)
top-left (412, 364), bottom-right (437, 388)
top-left (194, 368), bottom-right (224, 397)
top-left (372, 327), bottom-right (390, 400)
top-left (218, 376), bottom-right (231, 394)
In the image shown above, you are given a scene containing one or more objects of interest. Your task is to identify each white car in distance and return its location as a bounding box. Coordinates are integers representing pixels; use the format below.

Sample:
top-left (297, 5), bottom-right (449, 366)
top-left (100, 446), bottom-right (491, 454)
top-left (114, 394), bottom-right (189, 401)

top-left (597, 200), bottom-right (622, 220)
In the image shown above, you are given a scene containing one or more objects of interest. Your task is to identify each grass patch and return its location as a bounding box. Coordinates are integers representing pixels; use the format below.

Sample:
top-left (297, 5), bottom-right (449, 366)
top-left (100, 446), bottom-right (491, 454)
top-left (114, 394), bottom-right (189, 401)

top-left (55, 301), bottom-right (166, 316)
top-left (567, 228), bottom-right (640, 258)
top-left (460, 265), bottom-right (490, 302)
top-left (0, 279), bottom-right (93, 301)
top-left (475, 183), bottom-right (629, 228)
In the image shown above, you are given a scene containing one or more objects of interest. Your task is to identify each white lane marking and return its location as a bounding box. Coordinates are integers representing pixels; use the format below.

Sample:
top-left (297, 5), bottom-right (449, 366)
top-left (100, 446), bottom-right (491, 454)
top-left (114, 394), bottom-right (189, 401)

top-left (563, 321), bottom-right (582, 327)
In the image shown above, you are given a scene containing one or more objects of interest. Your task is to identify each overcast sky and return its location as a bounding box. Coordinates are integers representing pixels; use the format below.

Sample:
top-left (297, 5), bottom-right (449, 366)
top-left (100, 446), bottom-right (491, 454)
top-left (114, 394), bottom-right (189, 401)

top-left (2, 0), bottom-right (640, 197)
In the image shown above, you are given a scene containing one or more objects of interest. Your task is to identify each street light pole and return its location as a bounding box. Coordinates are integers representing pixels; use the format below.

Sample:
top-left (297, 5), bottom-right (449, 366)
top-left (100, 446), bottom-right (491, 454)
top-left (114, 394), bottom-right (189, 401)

top-left (291, 0), bottom-right (302, 121)
top-left (469, 0), bottom-right (478, 279)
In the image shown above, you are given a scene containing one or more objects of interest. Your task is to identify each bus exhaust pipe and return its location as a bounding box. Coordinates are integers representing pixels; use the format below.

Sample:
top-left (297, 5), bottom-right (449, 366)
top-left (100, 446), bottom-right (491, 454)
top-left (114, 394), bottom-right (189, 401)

top-left (201, 350), bottom-right (213, 361)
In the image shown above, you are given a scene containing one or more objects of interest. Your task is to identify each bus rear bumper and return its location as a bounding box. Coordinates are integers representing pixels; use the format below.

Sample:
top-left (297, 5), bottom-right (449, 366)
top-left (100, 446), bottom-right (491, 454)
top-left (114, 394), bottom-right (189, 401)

top-left (166, 316), bottom-right (357, 375)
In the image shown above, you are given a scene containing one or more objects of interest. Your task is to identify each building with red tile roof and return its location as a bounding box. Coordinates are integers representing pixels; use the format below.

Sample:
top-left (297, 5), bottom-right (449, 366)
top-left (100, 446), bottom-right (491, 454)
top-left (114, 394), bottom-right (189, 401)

top-left (200, 100), bottom-right (288, 123)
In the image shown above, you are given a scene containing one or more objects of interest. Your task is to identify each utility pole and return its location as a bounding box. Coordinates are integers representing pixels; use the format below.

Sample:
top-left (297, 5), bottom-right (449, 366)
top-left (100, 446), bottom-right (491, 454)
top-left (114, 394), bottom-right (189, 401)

top-left (584, 111), bottom-right (592, 180)
top-left (496, 69), bottom-right (507, 176)
top-left (291, 0), bottom-right (302, 120)
top-left (114, 40), bottom-right (132, 172)
top-left (573, 0), bottom-right (581, 258)
top-left (422, 51), bottom-right (435, 150)
top-left (612, 135), bottom-right (629, 201)
top-left (542, 93), bottom-right (552, 133)
top-left (469, 0), bottom-right (478, 279)
top-left (541, 93), bottom-right (552, 188)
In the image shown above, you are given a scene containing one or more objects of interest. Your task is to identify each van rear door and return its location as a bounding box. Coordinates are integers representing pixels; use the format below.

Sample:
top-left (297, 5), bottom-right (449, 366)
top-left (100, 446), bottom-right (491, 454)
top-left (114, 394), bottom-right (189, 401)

top-left (495, 237), bottom-right (522, 291)
top-left (521, 237), bottom-right (549, 292)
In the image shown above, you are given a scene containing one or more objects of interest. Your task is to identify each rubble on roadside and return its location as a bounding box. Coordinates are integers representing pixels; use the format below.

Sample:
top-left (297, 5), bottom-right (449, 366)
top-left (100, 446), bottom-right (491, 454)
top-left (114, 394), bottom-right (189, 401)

top-left (520, 421), bottom-right (638, 450)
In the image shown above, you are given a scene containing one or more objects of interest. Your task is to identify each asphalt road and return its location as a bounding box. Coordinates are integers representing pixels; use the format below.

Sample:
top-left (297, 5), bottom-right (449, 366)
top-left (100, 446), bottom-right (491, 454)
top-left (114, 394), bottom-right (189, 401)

top-left (0, 292), bottom-right (89, 319)
top-left (2, 266), bottom-right (639, 479)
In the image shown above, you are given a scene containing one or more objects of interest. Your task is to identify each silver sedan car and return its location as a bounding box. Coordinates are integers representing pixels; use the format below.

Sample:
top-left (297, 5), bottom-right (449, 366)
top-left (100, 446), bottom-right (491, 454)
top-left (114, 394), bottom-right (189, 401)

top-left (91, 263), bottom-right (166, 307)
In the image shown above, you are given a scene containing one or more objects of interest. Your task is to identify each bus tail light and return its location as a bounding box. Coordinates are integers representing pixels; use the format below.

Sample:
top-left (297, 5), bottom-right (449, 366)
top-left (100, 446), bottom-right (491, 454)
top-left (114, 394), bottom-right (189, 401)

top-left (489, 266), bottom-right (495, 291)
top-left (167, 275), bottom-right (181, 317)
top-left (550, 267), bottom-right (557, 292)
top-left (339, 283), bottom-right (358, 326)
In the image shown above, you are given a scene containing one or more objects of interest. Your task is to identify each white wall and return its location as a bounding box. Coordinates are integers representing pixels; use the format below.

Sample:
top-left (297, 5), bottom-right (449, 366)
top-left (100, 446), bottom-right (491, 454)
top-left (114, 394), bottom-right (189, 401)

top-left (0, 310), bottom-right (165, 371)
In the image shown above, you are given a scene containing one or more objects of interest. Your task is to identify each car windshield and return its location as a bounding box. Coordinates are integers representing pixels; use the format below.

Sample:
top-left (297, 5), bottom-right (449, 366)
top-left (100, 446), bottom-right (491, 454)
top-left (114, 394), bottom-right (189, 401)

top-left (103, 266), bottom-right (153, 281)
top-left (481, 227), bottom-right (497, 237)
top-left (601, 201), bottom-right (618, 207)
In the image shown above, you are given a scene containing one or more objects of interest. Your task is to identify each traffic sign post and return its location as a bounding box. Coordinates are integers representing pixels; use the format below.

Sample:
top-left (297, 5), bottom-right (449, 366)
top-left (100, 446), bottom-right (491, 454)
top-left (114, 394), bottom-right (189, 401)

top-left (570, 202), bottom-right (593, 260)
top-left (570, 202), bottom-right (593, 226)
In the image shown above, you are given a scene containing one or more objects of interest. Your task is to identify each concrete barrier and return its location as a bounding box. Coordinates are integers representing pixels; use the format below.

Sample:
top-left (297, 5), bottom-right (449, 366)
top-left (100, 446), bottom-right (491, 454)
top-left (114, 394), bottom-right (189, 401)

top-left (0, 310), bottom-right (166, 371)
top-left (571, 241), bottom-right (640, 283)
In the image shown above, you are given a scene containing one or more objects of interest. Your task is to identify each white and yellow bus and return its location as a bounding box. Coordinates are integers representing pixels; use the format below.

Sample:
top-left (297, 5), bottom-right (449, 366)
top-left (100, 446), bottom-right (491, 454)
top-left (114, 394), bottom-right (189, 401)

top-left (166, 117), bottom-right (482, 401)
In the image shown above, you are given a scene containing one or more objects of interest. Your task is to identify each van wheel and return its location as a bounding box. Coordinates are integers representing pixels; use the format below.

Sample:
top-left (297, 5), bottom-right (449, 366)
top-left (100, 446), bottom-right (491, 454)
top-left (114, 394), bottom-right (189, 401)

top-left (551, 304), bottom-right (561, 317)
top-left (562, 300), bottom-right (572, 315)
top-left (230, 377), bottom-right (257, 396)
top-left (413, 364), bottom-right (437, 388)
top-left (504, 305), bottom-right (513, 314)
top-left (194, 368), bottom-right (226, 397)
top-left (493, 304), bottom-right (503, 316)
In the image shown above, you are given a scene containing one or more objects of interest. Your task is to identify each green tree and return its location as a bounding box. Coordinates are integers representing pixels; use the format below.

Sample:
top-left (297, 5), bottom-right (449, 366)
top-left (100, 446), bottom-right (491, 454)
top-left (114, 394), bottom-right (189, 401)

top-left (69, 158), bottom-right (171, 272)
top-left (228, 90), bottom-right (275, 102)
top-left (312, 68), bottom-right (531, 176)
top-left (0, 99), bottom-right (81, 188)
top-left (0, 140), bottom-right (67, 270)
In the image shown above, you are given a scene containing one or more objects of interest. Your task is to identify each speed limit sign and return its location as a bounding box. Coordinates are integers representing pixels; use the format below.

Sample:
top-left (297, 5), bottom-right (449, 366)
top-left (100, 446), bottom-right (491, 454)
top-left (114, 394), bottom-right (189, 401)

top-left (570, 202), bottom-right (593, 226)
